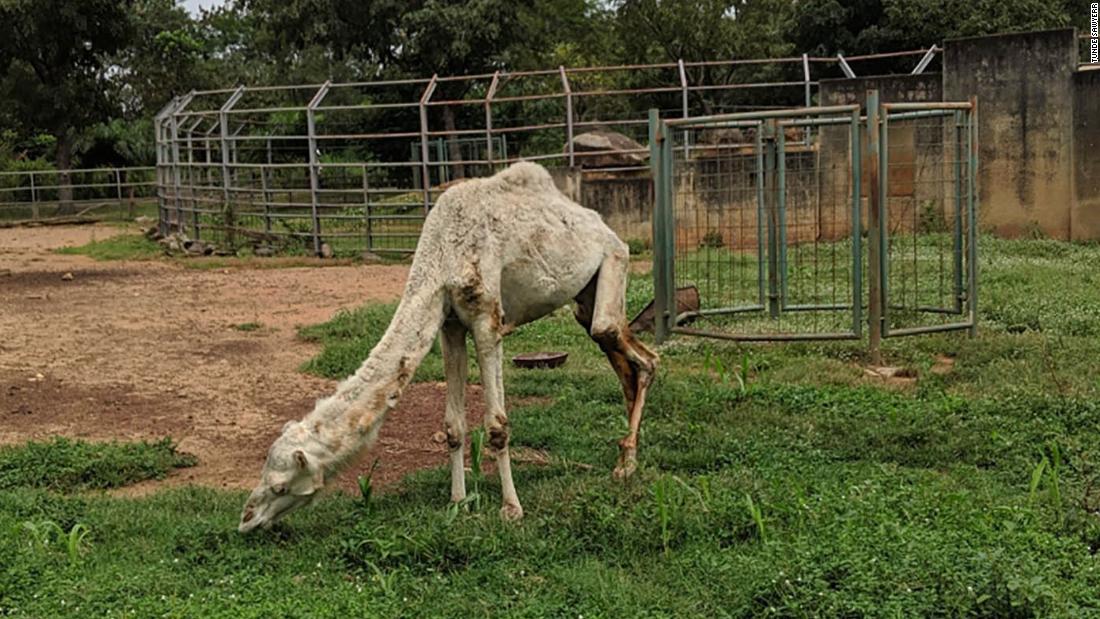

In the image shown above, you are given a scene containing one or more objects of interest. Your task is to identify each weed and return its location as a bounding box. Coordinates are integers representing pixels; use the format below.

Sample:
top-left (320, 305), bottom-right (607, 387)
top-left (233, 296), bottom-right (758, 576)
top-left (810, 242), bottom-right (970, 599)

top-left (19, 521), bottom-right (91, 565)
top-left (744, 493), bottom-right (766, 542)
top-left (700, 229), bottom-right (724, 248)
top-left (231, 321), bottom-right (262, 332)
top-left (357, 458), bottom-right (380, 511)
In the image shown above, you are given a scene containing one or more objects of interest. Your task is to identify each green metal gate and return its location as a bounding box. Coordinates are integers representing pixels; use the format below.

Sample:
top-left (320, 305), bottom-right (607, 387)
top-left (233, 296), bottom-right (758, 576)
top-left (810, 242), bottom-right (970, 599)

top-left (649, 91), bottom-right (979, 351)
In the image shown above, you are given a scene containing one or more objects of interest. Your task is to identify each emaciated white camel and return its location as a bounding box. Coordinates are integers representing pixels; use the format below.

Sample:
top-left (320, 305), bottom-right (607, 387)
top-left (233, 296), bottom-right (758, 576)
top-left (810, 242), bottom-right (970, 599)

top-left (239, 162), bottom-right (658, 532)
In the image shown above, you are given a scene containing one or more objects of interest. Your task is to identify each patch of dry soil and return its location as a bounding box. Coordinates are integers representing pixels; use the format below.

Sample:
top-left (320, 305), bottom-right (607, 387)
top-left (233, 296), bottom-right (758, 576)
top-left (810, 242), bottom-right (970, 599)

top-left (0, 224), bottom-right (495, 494)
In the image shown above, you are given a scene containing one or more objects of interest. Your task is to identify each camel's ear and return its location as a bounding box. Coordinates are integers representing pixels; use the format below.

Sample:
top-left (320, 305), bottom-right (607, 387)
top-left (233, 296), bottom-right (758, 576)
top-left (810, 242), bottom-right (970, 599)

top-left (294, 450), bottom-right (325, 490)
top-left (282, 420), bottom-right (298, 433)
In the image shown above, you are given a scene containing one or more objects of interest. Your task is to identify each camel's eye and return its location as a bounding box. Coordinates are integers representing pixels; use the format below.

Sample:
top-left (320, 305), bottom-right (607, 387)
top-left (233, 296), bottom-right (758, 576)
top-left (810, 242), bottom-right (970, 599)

top-left (272, 484), bottom-right (288, 496)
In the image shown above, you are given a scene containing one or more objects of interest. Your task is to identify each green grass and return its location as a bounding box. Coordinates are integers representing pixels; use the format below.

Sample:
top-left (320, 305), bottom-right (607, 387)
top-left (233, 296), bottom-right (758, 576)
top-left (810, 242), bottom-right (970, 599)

top-left (231, 322), bottom-right (263, 332)
top-left (56, 232), bottom-right (412, 268)
top-left (5, 237), bottom-right (1100, 616)
top-left (56, 233), bottom-right (162, 261)
top-left (0, 437), bottom-right (195, 493)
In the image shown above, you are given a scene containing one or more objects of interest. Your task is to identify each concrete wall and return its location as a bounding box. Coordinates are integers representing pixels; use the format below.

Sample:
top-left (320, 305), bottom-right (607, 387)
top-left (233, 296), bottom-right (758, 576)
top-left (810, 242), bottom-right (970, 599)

top-left (820, 73), bottom-right (950, 236)
top-left (820, 74), bottom-right (942, 108)
top-left (1073, 67), bottom-right (1100, 240)
top-left (944, 29), bottom-right (1078, 239)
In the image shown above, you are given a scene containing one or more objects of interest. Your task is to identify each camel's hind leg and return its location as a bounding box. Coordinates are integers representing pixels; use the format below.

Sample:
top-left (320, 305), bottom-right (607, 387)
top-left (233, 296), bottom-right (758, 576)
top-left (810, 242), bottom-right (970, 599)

top-left (574, 246), bottom-right (659, 478)
top-left (440, 318), bottom-right (468, 503)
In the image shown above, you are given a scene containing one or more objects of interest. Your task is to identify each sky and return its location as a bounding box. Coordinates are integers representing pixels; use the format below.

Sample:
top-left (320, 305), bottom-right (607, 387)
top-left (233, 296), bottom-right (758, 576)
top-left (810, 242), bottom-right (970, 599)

top-left (182, 0), bottom-right (225, 15)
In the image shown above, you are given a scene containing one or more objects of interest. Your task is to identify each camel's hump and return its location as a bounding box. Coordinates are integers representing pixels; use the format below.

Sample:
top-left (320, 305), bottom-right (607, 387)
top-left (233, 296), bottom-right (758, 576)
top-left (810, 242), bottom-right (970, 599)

top-left (492, 161), bottom-right (557, 192)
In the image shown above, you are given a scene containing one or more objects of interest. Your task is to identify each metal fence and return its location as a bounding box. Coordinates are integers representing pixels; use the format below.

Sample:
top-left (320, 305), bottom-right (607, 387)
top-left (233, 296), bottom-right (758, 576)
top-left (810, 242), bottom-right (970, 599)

top-left (154, 48), bottom-right (942, 256)
top-left (648, 90), bottom-right (978, 354)
top-left (0, 167), bottom-right (157, 223)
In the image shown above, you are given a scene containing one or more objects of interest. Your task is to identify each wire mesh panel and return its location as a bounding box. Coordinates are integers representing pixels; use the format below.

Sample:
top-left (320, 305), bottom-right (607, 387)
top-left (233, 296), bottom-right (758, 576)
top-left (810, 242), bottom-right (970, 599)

top-left (880, 102), bottom-right (978, 336)
top-left (651, 96), bottom-right (978, 348)
top-left (652, 106), bottom-right (863, 341)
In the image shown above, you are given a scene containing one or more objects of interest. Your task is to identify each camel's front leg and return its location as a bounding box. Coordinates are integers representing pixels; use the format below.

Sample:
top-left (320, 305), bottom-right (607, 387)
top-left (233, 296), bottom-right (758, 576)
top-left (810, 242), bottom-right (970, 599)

top-left (441, 319), bottom-right (468, 503)
top-left (470, 313), bottom-right (523, 521)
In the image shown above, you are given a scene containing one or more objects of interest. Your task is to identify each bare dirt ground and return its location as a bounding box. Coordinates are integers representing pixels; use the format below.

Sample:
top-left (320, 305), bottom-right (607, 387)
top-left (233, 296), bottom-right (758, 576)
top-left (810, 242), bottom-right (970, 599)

top-left (0, 224), bottom-right (492, 494)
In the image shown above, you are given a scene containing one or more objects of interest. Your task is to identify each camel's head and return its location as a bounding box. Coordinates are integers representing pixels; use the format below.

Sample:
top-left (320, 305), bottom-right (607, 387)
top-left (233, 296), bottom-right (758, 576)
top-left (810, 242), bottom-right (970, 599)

top-left (239, 421), bottom-right (325, 533)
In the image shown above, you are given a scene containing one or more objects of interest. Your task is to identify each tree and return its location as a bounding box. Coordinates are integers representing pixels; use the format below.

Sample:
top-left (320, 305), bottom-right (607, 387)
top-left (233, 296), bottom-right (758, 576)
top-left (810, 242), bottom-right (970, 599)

top-left (0, 0), bottom-right (135, 211)
top-left (109, 0), bottom-right (207, 118)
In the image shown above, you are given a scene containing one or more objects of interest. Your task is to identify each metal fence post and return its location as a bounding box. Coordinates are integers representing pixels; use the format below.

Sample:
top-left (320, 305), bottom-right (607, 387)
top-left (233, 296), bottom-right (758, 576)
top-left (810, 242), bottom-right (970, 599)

top-left (485, 71), bottom-right (500, 167)
top-left (219, 86), bottom-right (245, 247)
top-left (764, 119), bottom-right (780, 319)
top-left (678, 59), bottom-right (690, 155)
top-left (115, 168), bottom-right (126, 218)
top-left (802, 53), bottom-right (813, 145)
top-left (967, 95), bottom-right (979, 337)
top-left (649, 109), bottom-right (669, 344)
top-left (419, 75), bottom-right (438, 214)
top-left (866, 89), bottom-right (883, 364)
top-left (953, 110), bottom-right (964, 314)
top-left (29, 173), bottom-right (38, 220)
top-left (850, 107), bottom-right (863, 337)
top-left (560, 67), bottom-right (574, 167)
top-left (306, 81), bottom-right (331, 257)
top-left (170, 113), bottom-right (185, 234)
top-left (260, 164), bottom-right (272, 235)
top-left (362, 164), bottom-right (372, 252)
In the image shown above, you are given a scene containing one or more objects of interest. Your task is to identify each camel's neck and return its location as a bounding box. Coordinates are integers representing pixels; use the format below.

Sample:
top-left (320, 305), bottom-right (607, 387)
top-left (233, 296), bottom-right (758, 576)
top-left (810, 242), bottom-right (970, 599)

top-left (299, 275), bottom-right (447, 479)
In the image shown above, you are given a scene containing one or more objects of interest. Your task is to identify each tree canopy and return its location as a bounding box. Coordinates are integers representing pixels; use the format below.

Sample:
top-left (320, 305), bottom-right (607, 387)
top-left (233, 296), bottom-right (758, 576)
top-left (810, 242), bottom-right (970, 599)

top-left (0, 0), bottom-right (1087, 171)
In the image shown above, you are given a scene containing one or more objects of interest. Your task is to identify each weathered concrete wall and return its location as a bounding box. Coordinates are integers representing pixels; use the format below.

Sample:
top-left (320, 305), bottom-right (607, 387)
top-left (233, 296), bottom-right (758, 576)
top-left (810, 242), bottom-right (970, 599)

top-left (1073, 67), bottom-right (1100, 240)
top-left (820, 74), bottom-right (943, 108)
top-left (944, 29), bottom-right (1078, 239)
top-left (580, 172), bottom-right (654, 244)
top-left (820, 74), bottom-right (949, 236)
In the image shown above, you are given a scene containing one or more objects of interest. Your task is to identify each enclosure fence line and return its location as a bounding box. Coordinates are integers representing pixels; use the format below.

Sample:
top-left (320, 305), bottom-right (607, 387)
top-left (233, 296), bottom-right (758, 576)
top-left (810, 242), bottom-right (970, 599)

top-left (154, 47), bottom-right (942, 257)
top-left (0, 166), bottom-right (157, 223)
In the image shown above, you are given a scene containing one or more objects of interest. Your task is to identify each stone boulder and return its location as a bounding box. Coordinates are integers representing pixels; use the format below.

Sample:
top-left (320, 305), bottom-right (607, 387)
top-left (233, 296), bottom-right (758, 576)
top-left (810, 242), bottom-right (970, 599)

top-left (566, 129), bottom-right (648, 169)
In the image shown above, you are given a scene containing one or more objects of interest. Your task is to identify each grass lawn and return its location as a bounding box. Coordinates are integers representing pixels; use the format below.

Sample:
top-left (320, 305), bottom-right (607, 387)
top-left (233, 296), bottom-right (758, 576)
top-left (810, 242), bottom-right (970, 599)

top-left (6, 237), bottom-right (1100, 617)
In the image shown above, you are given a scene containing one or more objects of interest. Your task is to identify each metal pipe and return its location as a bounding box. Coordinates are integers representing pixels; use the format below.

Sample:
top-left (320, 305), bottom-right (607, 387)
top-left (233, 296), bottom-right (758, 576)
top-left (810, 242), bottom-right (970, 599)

top-left (560, 66), bottom-right (575, 167)
top-left (419, 74), bottom-right (438, 213)
top-left (911, 46), bottom-right (937, 74)
top-left (306, 80), bottom-right (332, 256)
top-left (649, 109), bottom-right (667, 344)
top-left (667, 105), bottom-right (858, 127)
top-left (837, 54), bottom-right (856, 79)
top-left (968, 95), bottom-right (979, 337)
top-left (218, 86), bottom-right (245, 246)
top-left (671, 327), bottom-right (860, 342)
top-left (850, 106), bottom-right (863, 337)
top-left (882, 101), bottom-right (973, 111)
top-left (485, 70), bottom-right (500, 166)
top-left (866, 89), bottom-right (883, 364)
top-left (881, 322), bottom-right (972, 338)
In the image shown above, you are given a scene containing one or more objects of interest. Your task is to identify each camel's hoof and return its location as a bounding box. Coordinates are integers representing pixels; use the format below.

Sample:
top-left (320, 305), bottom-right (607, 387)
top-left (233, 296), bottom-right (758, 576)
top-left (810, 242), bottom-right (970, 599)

top-left (500, 503), bottom-right (524, 521)
top-left (613, 460), bottom-right (637, 480)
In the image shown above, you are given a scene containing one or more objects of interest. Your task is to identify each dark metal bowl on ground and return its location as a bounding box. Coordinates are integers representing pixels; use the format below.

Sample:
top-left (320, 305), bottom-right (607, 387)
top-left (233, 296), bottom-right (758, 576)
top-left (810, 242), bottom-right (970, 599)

top-left (512, 352), bottom-right (568, 369)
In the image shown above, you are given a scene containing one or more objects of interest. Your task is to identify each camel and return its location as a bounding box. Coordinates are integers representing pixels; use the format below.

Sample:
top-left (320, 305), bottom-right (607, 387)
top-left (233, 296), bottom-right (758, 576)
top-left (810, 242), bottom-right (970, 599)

top-left (239, 162), bottom-right (658, 533)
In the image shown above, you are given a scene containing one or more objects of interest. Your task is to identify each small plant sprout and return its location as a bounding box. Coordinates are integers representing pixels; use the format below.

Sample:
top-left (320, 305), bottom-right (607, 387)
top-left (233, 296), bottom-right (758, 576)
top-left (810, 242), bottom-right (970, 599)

top-left (745, 494), bottom-right (766, 543)
top-left (447, 428), bottom-right (487, 523)
top-left (19, 521), bottom-right (91, 565)
top-left (357, 458), bottom-right (381, 510)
